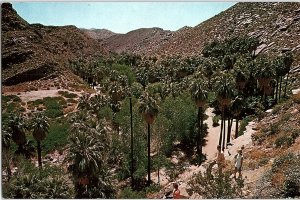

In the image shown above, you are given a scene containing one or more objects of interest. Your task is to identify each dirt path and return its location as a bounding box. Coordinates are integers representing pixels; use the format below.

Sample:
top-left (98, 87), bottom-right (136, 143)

top-left (4, 89), bottom-right (82, 102)
top-left (152, 107), bottom-right (256, 199)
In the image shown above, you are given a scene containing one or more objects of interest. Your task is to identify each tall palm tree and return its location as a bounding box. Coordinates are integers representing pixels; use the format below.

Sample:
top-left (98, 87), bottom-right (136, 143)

top-left (31, 113), bottom-right (49, 169)
top-left (138, 92), bottom-right (159, 186)
top-left (234, 56), bottom-right (251, 91)
top-left (190, 76), bottom-right (208, 163)
top-left (8, 114), bottom-right (27, 152)
top-left (214, 73), bottom-right (235, 151)
top-left (67, 119), bottom-right (112, 198)
top-left (255, 57), bottom-right (275, 100)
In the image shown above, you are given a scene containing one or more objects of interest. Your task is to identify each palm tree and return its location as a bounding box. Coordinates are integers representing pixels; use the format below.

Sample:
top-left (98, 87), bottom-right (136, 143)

top-left (67, 119), bottom-right (113, 198)
top-left (90, 94), bottom-right (108, 119)
top-left (255, 57), bottom-right (275, 100)
top-left (214, 73), bottom-right (235, 151)
top-left (234, 56), bottom-right (251, 91)
top-left (31, 113), bottom-right (49, 169)
top-left (190, 76), bottom-right (208, 163)
top-left (138, 92), bottom-right (159, 185)
top-left (8, 114), bottom-right (27, 153)
top-left (109, 81), bottom-right (126, 102)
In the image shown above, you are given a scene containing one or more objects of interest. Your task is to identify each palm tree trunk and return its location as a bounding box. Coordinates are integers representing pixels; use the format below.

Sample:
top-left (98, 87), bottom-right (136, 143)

top-left (222, 109), bottom-right (226, 151)
top-left (199, 107), bottom-right (203, 159)
top-left (279, 76), bottom-right (283, 101)
top-left (130, 97), bottom-right (134, 188)
top-left (275, 78), bottom-right (279, 103)
top-left (284, 72), bottom-right (289, 97)
top-left (235, 118), bottom-right (239, 139)
top-left (219, 113), bottom-right (224, 147)
top-left (37, 141), bottom-right (42, 168)
top-left (226, 109), bottom-right (231, 145)
top-left (147, 123), bottom-right (151, 186)
top-left (196, 107), bottom-right (201, 155)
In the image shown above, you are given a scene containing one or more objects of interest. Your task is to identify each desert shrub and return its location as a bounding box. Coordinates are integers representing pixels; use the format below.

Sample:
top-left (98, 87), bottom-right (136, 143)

top-left (58, 91), bottom-right (78, 98)
top-left (292, 93), bottom-right (300, 104)
top-left (43, 97), bottom-right (66, 108)
top-left (119, 187), bottom-right (145, 199)
top-left (271, 104), bottom-right (282, 115)
top-left (5, 102), bottom-right (21, 113)
top-left (291, 128), bottom-right (300, 140)
top-left (118, 184), bottom-right (161, 199)
top-left (283, 159), bottom-right (300, 198)
top-left (187, 171), bottom-right (244, 198)
top-left (145, 184), bottom-right (162, 195)
top-left (44, 109), bottom-right (63, 118)
top-left (238, 117), bottom-right (251, 136)
top-left (2, 95), bottom-right (21, 103)
top-left (272, 153), bottom-right (296, 173)
top-left (165, 163), bottom-right (186, 181)
top-left (213, 115), bottom-right (220, 127)
top-left (258, 157), bottom-right (270, 167)
top-left (274, 135), bottom-right (294, 148)
top-left (269, 122), bottom-right (280, 136)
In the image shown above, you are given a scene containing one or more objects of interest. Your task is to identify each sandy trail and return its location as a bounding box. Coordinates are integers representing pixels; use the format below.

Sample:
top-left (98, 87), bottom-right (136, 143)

top-left (4, 89), bottom-right (83, 102)
top-left (152, 107), bottom-right (256, 198)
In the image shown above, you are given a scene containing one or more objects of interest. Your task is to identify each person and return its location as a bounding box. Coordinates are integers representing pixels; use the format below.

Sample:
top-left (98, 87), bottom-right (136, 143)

top-left (216, 145), bottom-right (225, 175)
top-left (172, 182), bottom-right (181, 199)
top-left (234, 149), bottom-right (243, 179)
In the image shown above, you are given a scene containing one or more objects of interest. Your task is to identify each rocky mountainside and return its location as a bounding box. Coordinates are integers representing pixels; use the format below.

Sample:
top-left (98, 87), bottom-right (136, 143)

top-left (103, 27), bottom-right (173, 54)
top-left (153, 2), bottom-right (300, 66)
top-left (1, 3), bottom-right (108, 86)
top-left (81, 28), bottom-right (117, 40)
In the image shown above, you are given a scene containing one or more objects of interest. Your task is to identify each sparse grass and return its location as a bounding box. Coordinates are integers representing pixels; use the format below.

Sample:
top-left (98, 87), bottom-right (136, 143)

top-left (58, 91), bottom-right (78, 98)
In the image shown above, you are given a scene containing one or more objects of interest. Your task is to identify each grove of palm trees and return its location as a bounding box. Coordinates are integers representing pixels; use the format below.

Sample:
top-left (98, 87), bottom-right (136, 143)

top-left (2, 2), bottom-right (300, 199)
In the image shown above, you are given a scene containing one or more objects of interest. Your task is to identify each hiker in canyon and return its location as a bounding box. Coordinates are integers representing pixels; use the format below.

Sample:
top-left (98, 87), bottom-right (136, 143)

top-left (234, 149), bottom-right (244, 179)
top-left (172, 182), bottom-right (181, 199)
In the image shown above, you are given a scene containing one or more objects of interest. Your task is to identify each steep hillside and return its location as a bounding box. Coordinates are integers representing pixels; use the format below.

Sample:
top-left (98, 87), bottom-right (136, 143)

top-left (1, 3), bottom-right (108, 86)
top-left (103, 27), bottom-right (173, 54)
top-left (81, 28), bottom-right (118, 40)
top-left (154, 2), bottom-right (300, 66)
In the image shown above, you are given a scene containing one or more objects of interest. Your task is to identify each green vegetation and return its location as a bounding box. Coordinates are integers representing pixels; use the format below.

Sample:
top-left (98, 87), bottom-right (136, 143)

top-left (58, 90), bottom-right (78, 98)
top-left (238, 117), bottom-right (251, 137)
top-left (187, 171), bottom-right (245, 198)
top-left (3, 158), bottom-right (74, 198)
top-left (212, 115), bottom-right (221, 127)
